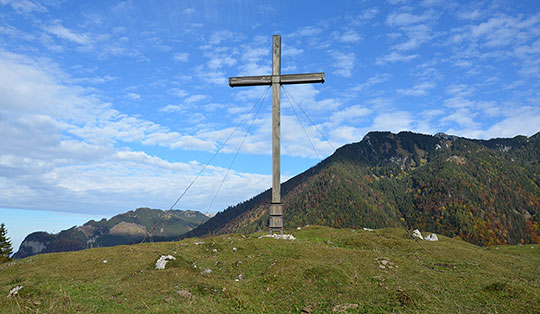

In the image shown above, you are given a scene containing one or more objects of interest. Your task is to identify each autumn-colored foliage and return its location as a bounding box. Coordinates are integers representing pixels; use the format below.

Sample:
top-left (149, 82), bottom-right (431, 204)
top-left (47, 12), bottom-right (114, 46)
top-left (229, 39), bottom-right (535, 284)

top-left (187, 131), bottom-right (540, 246)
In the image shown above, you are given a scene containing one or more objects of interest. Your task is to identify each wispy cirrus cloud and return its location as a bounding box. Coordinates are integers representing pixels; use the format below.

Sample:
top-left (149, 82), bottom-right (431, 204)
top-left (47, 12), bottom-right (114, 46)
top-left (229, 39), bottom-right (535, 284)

top-left (397, 81), bottom-right (435, 96)
top-left (45, 22), bottom-right (91, 45)
top-left (376, 51), bottom-right (418, 65)
top-left (0, 0), bottom-right (46, 14)
top-left (354, 73), bottom-right (392, 91)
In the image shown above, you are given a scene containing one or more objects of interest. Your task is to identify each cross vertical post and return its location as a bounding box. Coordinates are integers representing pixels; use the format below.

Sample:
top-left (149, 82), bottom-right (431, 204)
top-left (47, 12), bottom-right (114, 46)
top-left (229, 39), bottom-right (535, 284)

top-left (229, 35), bottom-right (324, 235)
top-left (270, 35), bottom-right (283, 234)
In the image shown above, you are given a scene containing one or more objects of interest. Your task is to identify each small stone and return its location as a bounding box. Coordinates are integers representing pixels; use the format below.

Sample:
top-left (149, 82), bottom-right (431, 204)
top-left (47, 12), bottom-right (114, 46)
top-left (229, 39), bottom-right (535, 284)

top-left (232, 247), bottom-right (237, 252)
top-left (332, 303), bottom-right (359, 312)
top-left (301, 305), bottom-right (312, 313)
top-left (155, 255), bottom-right (176, 270)
top-left (33, 300), bottom-right (41, 306)
top-left (164, 297), bottom-right (172, 303)
top-left (297, 227), bottom-right (302, 230)
top-left (177, 289), bottom-right (193, 299)
top-left (236, 260), bottom-right (243, 267)
top-left (194, 241), bottom-right (204, 245)
top-left (424, 233), bottom-right (438, 241)
top-left (258, 234), bottom-right (296, 240)
top-left (102, 259), bottom-right (108, 263)
top-left (235, 274), bottom-right (244, 281)
top-left (381, 260), bottom-right (389, 265)
top-left (201, 269), bottom-right (212, 275)
top-left (373, 275), bottom-right (385, 281)
top-left (7, 286), bottom-right (23, 297)
top-left (379, 265), bottom-right (386, 270)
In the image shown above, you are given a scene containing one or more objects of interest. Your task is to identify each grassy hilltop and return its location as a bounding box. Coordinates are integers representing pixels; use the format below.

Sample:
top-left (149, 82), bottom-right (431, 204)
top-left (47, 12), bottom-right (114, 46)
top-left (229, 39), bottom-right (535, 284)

top-left (1, 226), bottom-right (539, 313)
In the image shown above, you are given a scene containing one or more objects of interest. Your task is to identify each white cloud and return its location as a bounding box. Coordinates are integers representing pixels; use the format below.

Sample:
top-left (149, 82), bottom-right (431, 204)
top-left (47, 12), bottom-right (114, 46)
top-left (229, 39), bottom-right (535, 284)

top-left (125, 92), bottom-right (141, 100)
top-left (392, 24), bottom-right (433, 51)
top-left (456, 9), bottom-right (483, 20)
top-left (0, 50), bottom-right (276, 214)
top-left (45, 22), bottom-right (91, 45)
top-left (397, 82), bottom-right (435, 96)
top-left (207, 54), bottom-right (236, 69)
top-left (421, 0), bottom-right (444, 7)
top-left (371, 111), bottom-right (413, 132)
top-left (385, 11), bottom-right (434, 27)
top-left (174, 52), bottom-right (189, 62)
top-left (331, 51), bottom-right (356, 77)
top-left (376, 52), bottom-right (418, 65)
top-left (485, 107), bottom-right (540, 138)
top-left (453, 14), bottom-right (540, 48)
top-left (185, 94), bottom-right (208, 104)
top-left (441, 108), bottom-right (479, 128)
top-left (196, 66), bottom-right (227, 85)
top-left (170, 88), bottom-right (188, 98)
top-left (159, 104), bottom-right (185, 113)
top-left (354, 73), bottom-right (392, 91)
top-left (445, 84), bottom-right (474, 97)
top-left (357, 8), bottom-right (379, 21)
top-left (333, 30), bottom-right (362, 43)
top-left (208, 30), bottom-right (234, 45)
top-left (329, 105), bottom-right (371, 125)
top-left (183, 8), bottom-right (195, 15)
top-left (0, 0), bottom-right (46, 14)
top-left (283, 85), bottom-right (341, 112)
top-left (292, 26), bottom-right (323, 37)
top-left (283, 46), bottom-right (303, 57)
top-left (443, 96), bottom-right (475, 109)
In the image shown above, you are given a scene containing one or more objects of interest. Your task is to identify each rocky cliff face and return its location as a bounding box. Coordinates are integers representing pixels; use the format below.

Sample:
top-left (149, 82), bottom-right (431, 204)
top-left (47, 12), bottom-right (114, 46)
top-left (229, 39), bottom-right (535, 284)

top-left (14, 208), bottom-right (209, 259)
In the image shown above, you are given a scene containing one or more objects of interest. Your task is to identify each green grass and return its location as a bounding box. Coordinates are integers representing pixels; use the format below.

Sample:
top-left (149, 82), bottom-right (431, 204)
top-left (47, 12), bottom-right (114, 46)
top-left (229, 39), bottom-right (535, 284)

top-left (1, 226), bottom-right (539, 313)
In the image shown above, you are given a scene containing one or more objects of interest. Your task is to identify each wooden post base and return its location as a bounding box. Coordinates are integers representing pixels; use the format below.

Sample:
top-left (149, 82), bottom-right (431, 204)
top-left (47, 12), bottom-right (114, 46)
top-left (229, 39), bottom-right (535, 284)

top-left (269, 203), bottom-right (283, 234)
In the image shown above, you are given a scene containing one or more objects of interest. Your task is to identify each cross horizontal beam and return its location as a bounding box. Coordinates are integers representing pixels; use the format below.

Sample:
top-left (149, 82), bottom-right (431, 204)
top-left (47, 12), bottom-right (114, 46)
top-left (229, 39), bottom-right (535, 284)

top-left (229, 72), bottom-right (325, 87)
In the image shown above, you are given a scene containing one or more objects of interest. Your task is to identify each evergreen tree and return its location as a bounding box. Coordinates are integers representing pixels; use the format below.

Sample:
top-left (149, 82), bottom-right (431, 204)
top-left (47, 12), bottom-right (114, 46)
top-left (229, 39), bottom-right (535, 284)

top-left (0, 223), bottom-right (13, 263)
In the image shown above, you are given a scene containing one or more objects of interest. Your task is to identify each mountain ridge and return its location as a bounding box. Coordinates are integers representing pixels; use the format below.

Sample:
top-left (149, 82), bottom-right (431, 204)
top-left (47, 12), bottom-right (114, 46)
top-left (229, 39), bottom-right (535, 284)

top-left (13, 207), bottom-right (209, 259)
top-left (184, 130), bottom-right (540, 246)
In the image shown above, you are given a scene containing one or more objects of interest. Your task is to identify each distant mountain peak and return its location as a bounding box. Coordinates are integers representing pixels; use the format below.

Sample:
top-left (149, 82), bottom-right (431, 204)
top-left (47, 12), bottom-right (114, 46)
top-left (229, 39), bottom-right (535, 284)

top-left (14, 208), bottom-right (209, 259)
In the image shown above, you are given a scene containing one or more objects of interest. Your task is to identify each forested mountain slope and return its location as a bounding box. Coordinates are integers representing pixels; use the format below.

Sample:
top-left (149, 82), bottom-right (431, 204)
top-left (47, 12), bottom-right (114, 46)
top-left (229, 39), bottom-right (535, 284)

top-left (186, 131), bottom-right (540, 246)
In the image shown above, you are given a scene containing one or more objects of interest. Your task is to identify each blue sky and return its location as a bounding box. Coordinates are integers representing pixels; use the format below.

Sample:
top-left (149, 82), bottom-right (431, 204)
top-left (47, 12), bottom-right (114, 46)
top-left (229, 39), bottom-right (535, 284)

top-left (1, 0), bottom-right (540, 250)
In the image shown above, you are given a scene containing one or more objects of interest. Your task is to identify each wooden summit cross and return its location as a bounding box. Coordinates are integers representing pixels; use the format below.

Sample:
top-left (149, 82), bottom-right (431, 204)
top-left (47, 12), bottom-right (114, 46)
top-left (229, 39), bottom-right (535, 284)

top-left (229, 35), bottom-right (325, 234)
